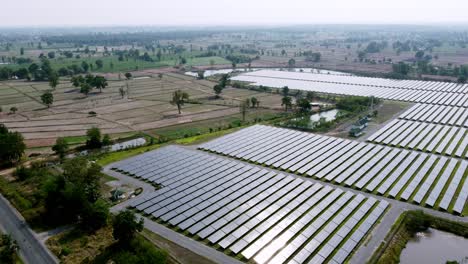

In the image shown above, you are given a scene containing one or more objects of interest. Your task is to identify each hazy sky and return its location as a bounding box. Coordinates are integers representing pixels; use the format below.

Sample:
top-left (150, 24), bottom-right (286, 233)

top-left (3, 0), bottom-right (468, 26)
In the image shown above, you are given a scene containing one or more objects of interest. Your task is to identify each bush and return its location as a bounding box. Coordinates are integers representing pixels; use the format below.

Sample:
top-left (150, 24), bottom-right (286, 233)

top-left (405, 210), bottom-right (430, 233)
top-left (14, 166), bottom-right (31, 181)
top-left (61, 246), bottom-right (72, 256)
top-left (86, 127), bottom-right (102, 149)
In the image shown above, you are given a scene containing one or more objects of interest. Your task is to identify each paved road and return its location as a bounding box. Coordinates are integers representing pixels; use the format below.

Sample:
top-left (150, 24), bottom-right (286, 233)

top-left (139, 215), bottom-right (241, 264)
top-left (104, 167), bottom-right (155, 213)
top-left (0, 195), bottom-right (58, 264)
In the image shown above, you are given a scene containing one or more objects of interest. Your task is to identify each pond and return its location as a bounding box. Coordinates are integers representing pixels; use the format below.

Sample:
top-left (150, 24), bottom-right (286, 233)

top-left (185, 68), bottom-right (350, 77)
top-left (108, 138), bottom-right (146, 152)
top-left (281, 109), bottom-right (340, 129)
top-left (309, 109), bottom-right (339, 122)
top-left (400, 228), bottom-right (468, 264)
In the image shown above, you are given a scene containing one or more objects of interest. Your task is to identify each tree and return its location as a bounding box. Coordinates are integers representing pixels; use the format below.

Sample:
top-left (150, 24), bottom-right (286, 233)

top-left (296, 98), bottom-right (311, 113)
top-left (81, 61), bottom-right (89, 72)
top-left (124, 72), bottom-right (132, 80)
top-left (49, 74), bottom-right (59, 89)
top-left (219, 74), bottom-right (230, 88)
top-left (156, 49), bottom-right (162, 61)
top-left (80, 82), bottom-right (92, 96)
top-left (281, 96), bottom-right (292, 111)
top-left (95, 59), bottom-right (104, 69)
top-left (288, 58), bottom-right (296, 68)
top-left (392, 62), bottom-right (411, 76)
top-left (102, 134), bottom-right (112, 146)
top-left (9, 107), bottom-right (17, 114)
top-left (47, 51), bottom-right (55, 59)
top-left (63, 158), bottom-right (103, 203)
top-left (0, 234), bottom-right (19, 264)
top-left (20, 47), bottom-right (24, 55)
top-left (306, 91), bottom-right (316, 101)
top-left (119, 86), bottom-right (126, 99)
top-left (86, 127), bottom-right (102, 149)
top-left (71, 76), bottom-right (84, 88)
top-left (282, 86), bottom-right (290, 97)
top-left (28, 63), bottom-right (39, 77)
top-left (415, 50), bottom-right (425, 60)
top-left (80, 199), bottom-right (109, 231)
top-left (43, 157), bottom-right (105, 226)
top-left (197, 71), bottom-right (204, 80)
top-left (0, 124), bottom-right (25, 165)
top-left (357, 51), bottom-right (366, 62)
top-left (94, 76), bottom-right (108, 93)
top-left (170, 90), bottom-right (189, 114)
top-left (295, 90), bottom-right (303, 99)
top-left (41, 91), bottom-right (53, 108)
top-left (250, 97), bottom-right (258, 108)
top-left (213, 84), bottom-right (223, 98)
top-left (113, 210), bottom-right (144, 246)
top-left (52, 137), bottom-right (68, 159)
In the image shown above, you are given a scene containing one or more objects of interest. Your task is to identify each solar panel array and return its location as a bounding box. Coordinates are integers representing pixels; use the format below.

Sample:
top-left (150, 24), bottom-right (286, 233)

top-left (367, 119), bottom-right (467, 158)
top-left (231, 70), bottom-right (468, 106)
top-left (199, 125), bottom-right (468, 214)
top-left (111, 146), bottom-right (389, 264)
top-left (240, 70), bottom-right (468, 93)
top-left (400, 103), bottom-right (468, 126)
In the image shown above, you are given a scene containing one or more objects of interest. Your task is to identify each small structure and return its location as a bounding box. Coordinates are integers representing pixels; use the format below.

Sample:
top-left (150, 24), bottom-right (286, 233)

top-left (349, 116), bottom-right (369, 137)
top-left (110, 189), bottom-right (126, 202)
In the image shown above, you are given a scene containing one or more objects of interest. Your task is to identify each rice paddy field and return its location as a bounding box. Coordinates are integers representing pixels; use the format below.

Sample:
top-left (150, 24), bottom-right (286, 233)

top-left (0, 73), bottom-right (284, 147)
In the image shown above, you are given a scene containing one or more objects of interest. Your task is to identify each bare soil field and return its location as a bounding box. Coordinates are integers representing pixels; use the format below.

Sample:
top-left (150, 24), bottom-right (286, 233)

top-left (0, 73), bottom-right (284, 147)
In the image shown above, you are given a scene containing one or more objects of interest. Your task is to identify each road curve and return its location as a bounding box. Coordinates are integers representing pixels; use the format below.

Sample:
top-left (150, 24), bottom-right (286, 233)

top-left (0, 195), bottom-right (58, 264)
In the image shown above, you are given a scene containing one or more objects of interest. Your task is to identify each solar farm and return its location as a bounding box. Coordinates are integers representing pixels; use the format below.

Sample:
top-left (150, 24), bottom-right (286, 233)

top-left (101, 69), bottom-right (468, 263)
top-left (111, 146), bottom-right (389, 264)
top-left (199, 125), bottom-right (468, 214)
top-left (232, 70), bottom-right (468, 106)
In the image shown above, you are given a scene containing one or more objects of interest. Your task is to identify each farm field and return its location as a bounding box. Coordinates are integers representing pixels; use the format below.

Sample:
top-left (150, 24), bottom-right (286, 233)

top-left (110, 145), bottom-right (389, 264)
top-left (0, 73), bottom-right (284, 147)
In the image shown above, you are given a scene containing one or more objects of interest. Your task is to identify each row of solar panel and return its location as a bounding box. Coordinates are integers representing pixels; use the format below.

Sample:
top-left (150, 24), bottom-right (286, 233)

top-left (199, 125), bottom-right (468, 214)
top-left (231, 74), bottom-right (468, 107)
top-left (241, 70), bottom-right (468, 93)
top-left (399, 103), bottom-right (468, 127)
top-left (111, 146), bottom-right (389, 264)
top-left (368, 119), bottom-right (467, 158)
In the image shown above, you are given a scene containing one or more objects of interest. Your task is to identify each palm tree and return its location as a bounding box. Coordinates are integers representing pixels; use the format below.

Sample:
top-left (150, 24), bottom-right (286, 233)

top-left (281, 96), bottom-right (292, 112)
top-left (170, 90), bottom-right (189, 114)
